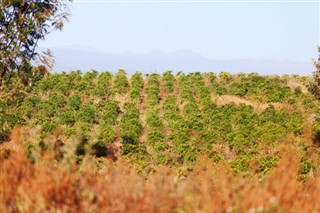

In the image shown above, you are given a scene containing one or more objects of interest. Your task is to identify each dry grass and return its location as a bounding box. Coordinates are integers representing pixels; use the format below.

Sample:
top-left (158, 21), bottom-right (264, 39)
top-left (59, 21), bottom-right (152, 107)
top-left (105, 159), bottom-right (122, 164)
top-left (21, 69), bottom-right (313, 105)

top-left (212, 94), bottom-right (293, 114)
top-left (1, 145), bottom-right (320, 213)
top-left (287, 78), bottom-right (308, 94)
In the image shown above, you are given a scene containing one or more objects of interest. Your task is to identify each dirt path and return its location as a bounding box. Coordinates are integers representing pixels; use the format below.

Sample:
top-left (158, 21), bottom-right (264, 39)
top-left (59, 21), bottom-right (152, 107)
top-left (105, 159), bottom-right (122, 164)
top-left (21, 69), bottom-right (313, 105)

top-left (174, 77), bottom-right (184, 114)
top-left (212, 95), bottom-right (292, 113)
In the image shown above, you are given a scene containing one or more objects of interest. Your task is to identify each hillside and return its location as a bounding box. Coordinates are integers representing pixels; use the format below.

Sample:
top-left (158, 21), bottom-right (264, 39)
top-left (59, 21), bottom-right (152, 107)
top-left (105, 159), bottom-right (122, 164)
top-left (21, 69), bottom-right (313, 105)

top-left (46, 45), bottom-right (314, 75)
top-left (1, 70), bottom-right (320, 212)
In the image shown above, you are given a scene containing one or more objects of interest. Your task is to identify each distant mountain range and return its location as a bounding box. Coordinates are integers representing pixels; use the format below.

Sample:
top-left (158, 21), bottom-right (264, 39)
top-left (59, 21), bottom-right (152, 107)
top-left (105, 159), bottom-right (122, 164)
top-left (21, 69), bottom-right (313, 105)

top-left (41, 45), bottom-right (314, 75)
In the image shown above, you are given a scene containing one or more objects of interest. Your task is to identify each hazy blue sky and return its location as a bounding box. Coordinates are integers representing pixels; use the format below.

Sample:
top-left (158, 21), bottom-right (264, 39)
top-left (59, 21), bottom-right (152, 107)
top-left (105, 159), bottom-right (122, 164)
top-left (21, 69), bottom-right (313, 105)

top-left (39, 0), bottom-right (319, 61)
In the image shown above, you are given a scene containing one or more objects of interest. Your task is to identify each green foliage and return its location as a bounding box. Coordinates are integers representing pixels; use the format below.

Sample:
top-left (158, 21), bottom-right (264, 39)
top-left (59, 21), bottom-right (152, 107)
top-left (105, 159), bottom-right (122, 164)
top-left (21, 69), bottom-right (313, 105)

top-left (53, 73), bottom-right (74, 94)
top-left (41, 121), bottom-right (58, 132)
top-left (146, 110), bottom-right (163, 129)
top-left (58, 108), bottom-right (76, 125)
top-left (68, 93), bottom-right (82, 110)
top-left (228, 82), bottom-right (247, 97)
top-left (120, 103), bottom-right (143, 155)
top-left (26, 141), bottom-right (36, 164)
top-left (230, 155), bottom-right (251, 175)
top-left (112, 70), bottom-right (128, 95)
top-left (129, 72), bottom-right (143, 100)
top-left (98, 124), bottom-right (116, 145)
top-left (156, 154), bottom-right (174, 165)
top-left (227, 133), bottom-right (256, 155)
top-left (210, 73), bottom-right (296, 103)
top-left (219, 72), bottom-right (233, 83)
top-left (0, 70), bottom-right (317, 177)
top-left (98, 100), bottom-right (120, 125)
top-left (211, 82), bottom-right (227, 96)
top-left (92, 72), bottom-right (112, 97)
top-left (147, 130), bottom-right (164, 145)
top-left (20, 95), bottom-right (41, 118)
top-left (299, 156), bottom-right (312, 181)
top-left (259, 155), bottom-right (279, 175)
top-left (163, 71), bottom-right (175, 93)
top-left (0, 121), bottom-right (10, 142)
top-left (78, 102), bottom-right (95, 124)
top-left (146, 73), bottom-right (160, 107)
top-left (37, 93), bottom-right (65, 122)
top-left (76, 70), bottom-right (98, 92)
top-left (38, 74), bottom-right (63, 92)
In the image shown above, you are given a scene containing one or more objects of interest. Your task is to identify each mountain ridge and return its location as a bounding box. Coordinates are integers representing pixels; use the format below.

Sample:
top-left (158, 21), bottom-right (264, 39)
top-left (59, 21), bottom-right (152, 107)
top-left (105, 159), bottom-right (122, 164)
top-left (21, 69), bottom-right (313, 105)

top-left (39, 45), bottom-right (313, 75)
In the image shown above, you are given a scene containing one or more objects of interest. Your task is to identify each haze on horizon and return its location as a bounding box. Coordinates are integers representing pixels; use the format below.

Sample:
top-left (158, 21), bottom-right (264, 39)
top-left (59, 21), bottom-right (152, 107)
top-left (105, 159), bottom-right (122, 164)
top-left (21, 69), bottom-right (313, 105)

top-left (38, 0), bottom-right (319, 74)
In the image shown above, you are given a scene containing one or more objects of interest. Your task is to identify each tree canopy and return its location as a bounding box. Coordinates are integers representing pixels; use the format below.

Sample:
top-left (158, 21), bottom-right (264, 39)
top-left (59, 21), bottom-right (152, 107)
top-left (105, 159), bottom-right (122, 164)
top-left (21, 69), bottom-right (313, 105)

top-left (0, 0), bottom-right (72, 87)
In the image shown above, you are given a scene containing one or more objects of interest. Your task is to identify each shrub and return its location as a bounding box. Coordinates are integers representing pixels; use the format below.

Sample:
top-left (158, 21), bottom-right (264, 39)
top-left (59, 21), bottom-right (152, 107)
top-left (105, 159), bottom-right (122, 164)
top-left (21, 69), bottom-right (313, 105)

top-left (92, 72), bottom-right (112, 97)
top-left (147, 130), bottom-right (164, 145)
top-left (146, 110), bottom-right (163, 128)
top-left (54, 74), bottom-right (73, 94)
top-left (41, 121), bottom-right (58, 132)
top-left (58, 108), bottom-right (76, 125)
top-left (98, 124), bottom-right (116, 144)
top-left (68, 93), bottom-right (82, 110)
top-left (20, 95), bottom-right (41, 118)
top-left (112, 69), bottom-right (128, 95)
top-left (156, 154), bottom-right (173, 165)
top-left (99, 100), bottom-right (120, 125)
top-left (37, 74), bottom-right (61, 91)
top-left (230, 156), bottom-right (251, 175)
top-left (259, 155), bottom-right (279, 175)
top-left (162, 71), bottom-right (174, 93)
top-left (228, 82), bottom-right (247, 97)
top-left (78, 103), bottom-right (95, 124)
top-left (299, 156), bottom-right (312, 181)
top-left (0, 120), bottom-right (10, 142)
top-left (129, 72), bottom-right (143, 100)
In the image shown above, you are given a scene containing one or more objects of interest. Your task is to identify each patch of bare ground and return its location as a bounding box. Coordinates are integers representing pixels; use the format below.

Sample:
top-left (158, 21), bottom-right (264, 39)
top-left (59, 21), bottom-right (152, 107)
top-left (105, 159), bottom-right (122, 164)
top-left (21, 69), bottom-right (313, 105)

top-left (174, 77), bottom-right (183, 114)
top-left (203, 74), bottom-right (215, 102)
top-left (2, 126), bottom-right (24, 151)
top-left (287, 78), bottom-right (308, 93)
top-left (212, 95), bottom-right (292, 113)
top-left (113, 93), bottom-right (128, 113)
top-left (203, 74), bottom-right (293, 113)
top-left (1, 126), bottom-right (42, 151)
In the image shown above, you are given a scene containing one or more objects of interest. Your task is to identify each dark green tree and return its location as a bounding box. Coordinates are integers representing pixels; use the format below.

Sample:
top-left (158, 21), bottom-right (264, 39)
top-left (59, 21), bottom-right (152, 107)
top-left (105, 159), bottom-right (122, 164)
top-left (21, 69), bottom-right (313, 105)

top-left (0, 0), bottom-right (72, 87)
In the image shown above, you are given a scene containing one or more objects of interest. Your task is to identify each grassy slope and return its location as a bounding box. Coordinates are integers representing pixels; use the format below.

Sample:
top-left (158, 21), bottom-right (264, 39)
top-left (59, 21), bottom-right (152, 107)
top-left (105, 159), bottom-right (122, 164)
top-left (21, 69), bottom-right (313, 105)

top-left (0, 71), bottom-right (320, 212)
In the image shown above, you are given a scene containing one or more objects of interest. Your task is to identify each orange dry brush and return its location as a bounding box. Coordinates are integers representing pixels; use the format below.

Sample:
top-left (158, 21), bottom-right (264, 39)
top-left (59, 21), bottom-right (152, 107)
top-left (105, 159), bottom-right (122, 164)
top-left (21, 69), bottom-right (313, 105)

top-left (1, 148), bottom-right (320, 213)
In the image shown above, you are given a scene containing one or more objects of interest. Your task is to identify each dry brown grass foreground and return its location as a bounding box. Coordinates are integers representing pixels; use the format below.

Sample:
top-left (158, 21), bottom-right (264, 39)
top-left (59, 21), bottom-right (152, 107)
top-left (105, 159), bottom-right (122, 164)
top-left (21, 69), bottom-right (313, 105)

top-left (1, 146), bottom-right (320, 213)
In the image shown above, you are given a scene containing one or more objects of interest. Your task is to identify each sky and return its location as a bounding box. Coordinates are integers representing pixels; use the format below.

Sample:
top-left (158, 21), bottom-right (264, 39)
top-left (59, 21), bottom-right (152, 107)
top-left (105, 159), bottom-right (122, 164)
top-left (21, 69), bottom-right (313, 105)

top-left (39, 0), bottom-right (320, 62)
